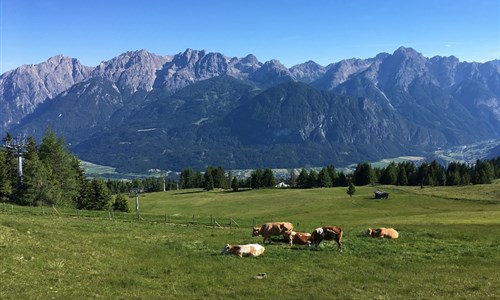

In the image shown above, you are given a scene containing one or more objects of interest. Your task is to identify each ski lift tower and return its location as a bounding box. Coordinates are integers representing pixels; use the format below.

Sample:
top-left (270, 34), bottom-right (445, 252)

top-left (131, 188), bottom-right (142, 219)
top-left (2, 137), bottom-right (27, 184)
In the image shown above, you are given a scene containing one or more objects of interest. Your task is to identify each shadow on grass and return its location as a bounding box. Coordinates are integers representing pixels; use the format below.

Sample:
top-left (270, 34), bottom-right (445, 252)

top-left (172, 190), bottom-right (205, 195)
top-left (222, 189), bottom-right (253, 194)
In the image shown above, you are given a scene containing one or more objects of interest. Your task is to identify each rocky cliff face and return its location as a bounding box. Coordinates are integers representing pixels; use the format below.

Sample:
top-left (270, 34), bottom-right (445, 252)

top-left (2, 47), bottom-right (499, 172)
top-left (0, 55), bottom-right (93, 130)
top-left (289, 60), bottom-right (327, 83)
top-left (91, 49), bottom-right (169, 94)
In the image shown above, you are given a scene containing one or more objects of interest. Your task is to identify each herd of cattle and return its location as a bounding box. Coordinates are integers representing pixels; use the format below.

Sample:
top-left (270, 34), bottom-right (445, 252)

top-left (222, 222), bottom-right (399, 257)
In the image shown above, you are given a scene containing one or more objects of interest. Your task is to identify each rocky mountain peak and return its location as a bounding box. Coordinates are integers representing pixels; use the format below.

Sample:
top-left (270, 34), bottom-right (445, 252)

top-left (377, 47), bottom-right (428, 90)
top-left (290, 60), bottom-right (326, 83)
top-left (312, 58), bottom-right (373, 90)
top-left (0, 55), bottom-right (93, 130)
top-left (92, 49), bottom-right (168, 93)
top-left (229, 54), bottom-right (262, 75)
top-left (250, 59), bottom-right (296, 86)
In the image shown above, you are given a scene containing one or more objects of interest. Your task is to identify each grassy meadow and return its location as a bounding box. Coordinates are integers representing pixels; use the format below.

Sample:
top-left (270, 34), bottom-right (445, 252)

top-left (1, 182), bottom-right (499, 299)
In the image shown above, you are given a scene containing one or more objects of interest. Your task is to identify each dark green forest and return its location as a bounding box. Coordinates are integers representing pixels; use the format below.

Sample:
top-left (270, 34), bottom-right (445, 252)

top-left (1, 131), bottom-right (499, 212)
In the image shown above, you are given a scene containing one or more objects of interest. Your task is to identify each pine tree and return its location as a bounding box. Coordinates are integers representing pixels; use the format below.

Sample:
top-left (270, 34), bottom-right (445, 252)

top-left (318, 168), bottom-right (333, 188)
top-left (446, 162), bottom-right (462, 186)
top-left (231, 176), bottom-right (239, 192)
top-left (250, 168), bottom-right (263, 189)
top-left (473, 160), bottom-right (494, 184)
top-left (396, 166), bottom-right (408, 186)
top-left (307, 170), bottom-right (318, 188)
top-left (86, 178), bottom-right (112, 210)
top-left (212, 166), bottom-right (226, 189)
top-left (204, 167), bottom-right (214, 191)
top-left (38, 129), bottom-right (79, 207)
top-left (112, 193), bottom-right (129, 212)
top-left (297, 168), bottom-right (308, 187)
top-left (326, 165), bottom-right (338, 186)
top-left (347, 183), bottom-right (356, 197)
top-left (353, 162), bottom-right (375, 186)
top-left (380, 162), bottom-right (397, 185)
top-left (20, 149), bottom-right (58, 206)
top-left (337, 172), bottom-right (348, 187)
top-left (262, 168), bottom-right (276, 188)
top-left (0, 149), bottom-right (13, 203)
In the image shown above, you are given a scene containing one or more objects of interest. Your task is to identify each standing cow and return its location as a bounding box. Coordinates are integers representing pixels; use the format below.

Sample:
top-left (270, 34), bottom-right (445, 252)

top-left (310, 226), bottom-right (343, 253)
top-left (366, 228), bottom-right (399, 239)
top-left (252, 222), bottom-right (294, 246)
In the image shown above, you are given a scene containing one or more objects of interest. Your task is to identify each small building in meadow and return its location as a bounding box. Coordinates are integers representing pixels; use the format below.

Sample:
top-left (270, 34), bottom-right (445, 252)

top-left (374, 190), bottom-right (389, 199)
top-left (275, 182), bottom-right (290, 188)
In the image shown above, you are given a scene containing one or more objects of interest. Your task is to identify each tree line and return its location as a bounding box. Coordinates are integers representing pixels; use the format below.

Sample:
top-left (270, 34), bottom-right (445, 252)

top-left (0, 131), bottom-right (173, 211)
top-left (2, 130), bottom-right (499, 212)
top-left (179, 158), bottom-right (500, 191)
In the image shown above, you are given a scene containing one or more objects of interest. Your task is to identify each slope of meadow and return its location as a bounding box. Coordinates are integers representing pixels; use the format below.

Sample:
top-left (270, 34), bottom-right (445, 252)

top-left (1, 182), bottom-right (499, 299)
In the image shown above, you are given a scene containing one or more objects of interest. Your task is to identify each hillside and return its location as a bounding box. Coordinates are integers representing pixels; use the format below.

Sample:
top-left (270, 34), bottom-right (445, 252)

top-left (2, 47), bottom-right (499, 172)
top-left (1, 184), bottom-right (499, 299)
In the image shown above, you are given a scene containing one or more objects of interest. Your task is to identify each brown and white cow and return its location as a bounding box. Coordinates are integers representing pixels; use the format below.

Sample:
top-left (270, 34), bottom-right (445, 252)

top-left (310, 226), bottom-right (343, 253)
top-left (366, 228), bottom-right (399, 239)
top-left (221, 244), bottom-right (266, 257)
top-left (290, 231), bottom-right (312, 246)
top-left (252, 222), bottom-right (294, 245)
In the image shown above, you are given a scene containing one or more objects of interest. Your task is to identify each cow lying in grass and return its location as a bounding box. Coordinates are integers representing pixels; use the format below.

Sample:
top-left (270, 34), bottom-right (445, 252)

top-left (289, 231), bottom-right (312, 245)
top-left (221, 244), bottom-right (266, 257)
top-left (310, 226), bottom-right (343, 253)
top-left (252, 222), bottom-right (294, 246)
top-left (366, 228), bottom-right (399, 239)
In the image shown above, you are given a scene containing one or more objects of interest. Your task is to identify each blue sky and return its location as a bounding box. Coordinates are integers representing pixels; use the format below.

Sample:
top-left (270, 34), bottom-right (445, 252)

top-left (1, 0), bottom-right (499, 73)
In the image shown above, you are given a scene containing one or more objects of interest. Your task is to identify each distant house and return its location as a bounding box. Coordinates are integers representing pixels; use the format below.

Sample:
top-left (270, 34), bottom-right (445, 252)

top-left (275, 182), bottom-right (290, 188)
top-left (374, 190), bottom-right (389, 199)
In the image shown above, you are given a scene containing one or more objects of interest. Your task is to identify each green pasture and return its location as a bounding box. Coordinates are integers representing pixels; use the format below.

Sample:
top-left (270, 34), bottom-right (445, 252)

top-left (1, 182), bottom-right (499, 299)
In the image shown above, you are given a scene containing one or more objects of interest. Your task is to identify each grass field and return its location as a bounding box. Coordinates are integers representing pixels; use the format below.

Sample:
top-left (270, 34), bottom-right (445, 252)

top-left (1, 182), bottom-right (499, 299)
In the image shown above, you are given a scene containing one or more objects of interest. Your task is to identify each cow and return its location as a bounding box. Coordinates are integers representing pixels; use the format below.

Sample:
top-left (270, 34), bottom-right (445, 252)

top-left (252, 222), bottom-right (294, 246)
top-left (289, 231), bottom-right (312, 246)
top-left (310, 226), bottom-right (343, 253)
top-left (366, 228), bottom-right (399, 239)
top-left (221, 244), bottom-right (266, 258)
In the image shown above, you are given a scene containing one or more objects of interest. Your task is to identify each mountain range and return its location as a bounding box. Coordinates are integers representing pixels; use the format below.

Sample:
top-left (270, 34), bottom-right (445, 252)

top-left (1, 47), bottom-right (499, 172)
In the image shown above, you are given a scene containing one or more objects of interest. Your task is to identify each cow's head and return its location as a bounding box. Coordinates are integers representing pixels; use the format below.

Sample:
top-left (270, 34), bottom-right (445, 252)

top-left (222, 244), bottom-right (233, 254)
top-left (365, 228), bottom-right (373, 237)
top-left (252, 227), bottom-right (260, 237)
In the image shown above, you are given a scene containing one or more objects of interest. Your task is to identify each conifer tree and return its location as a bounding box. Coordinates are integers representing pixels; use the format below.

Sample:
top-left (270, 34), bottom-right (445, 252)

top-left (0, 149), bottom-right (13, 203)
top-left (297, 168), bottom-right (308, 187)
top-left (86, 178), bottom-right (112, 210)
top-left (20, 149), bottom-right (58, 206)
top-left (231, 176), bottom-right (239, 192)
top-left (262, 168), bottom-right (275, 188)
top-left (347, 182), bottom-right (356, 197)
top-left (38, 129), bottom-right (79, 206)
top-left (397, 166), bottom-right (408, 186)
top-left (250, 168), bottom-right (263, 189)
top-left (113, 193), bottom-right (129, 212)
top-left (204, 167), bottom-right (214, 191)
top-left (380, 162), bottom-right (397, 185)
top-left (318, 168), bottom-right (333, 187)
top-left (307, 170), bottom-right (318, 188)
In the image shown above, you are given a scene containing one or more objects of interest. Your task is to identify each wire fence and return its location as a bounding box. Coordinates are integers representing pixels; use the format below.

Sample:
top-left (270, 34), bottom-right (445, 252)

top-left (0, 202), bottom-right (255, 229)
